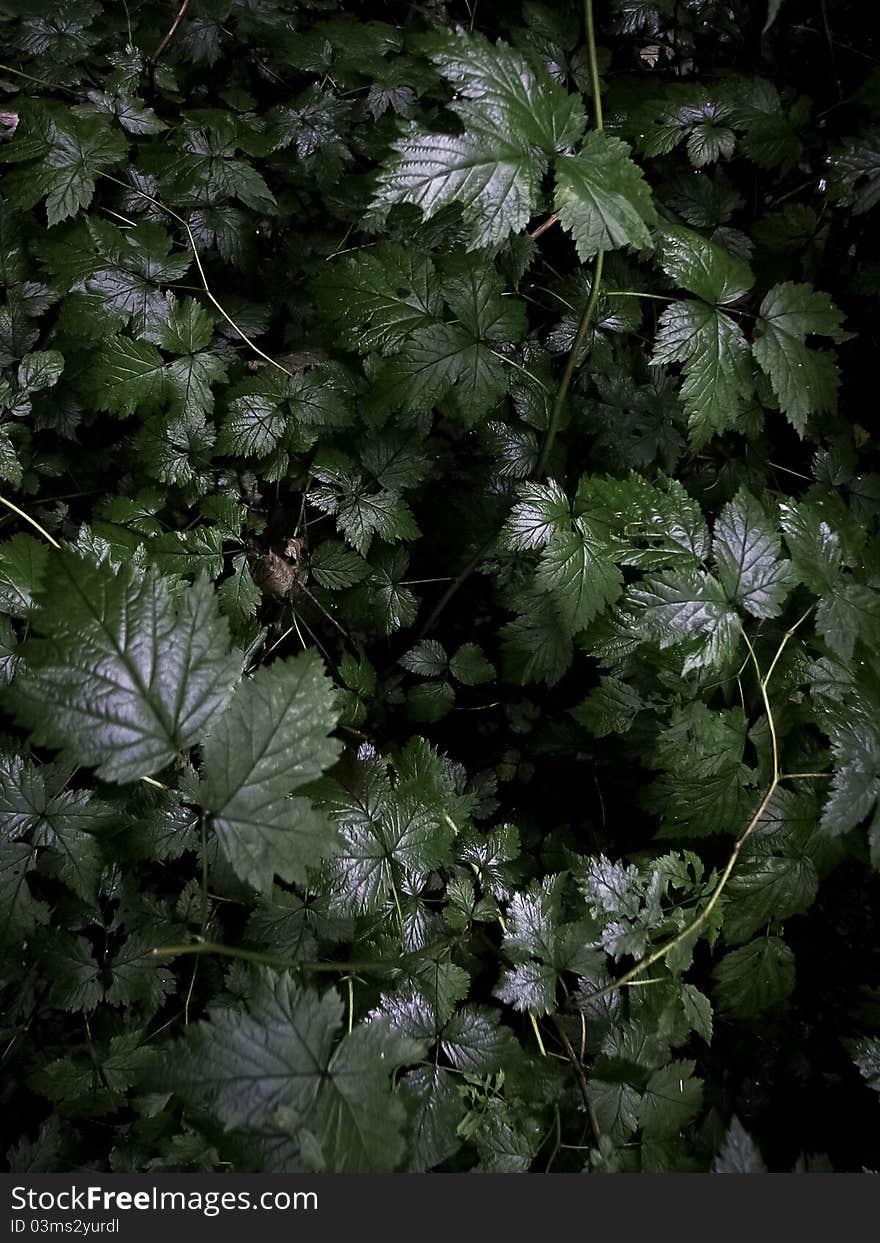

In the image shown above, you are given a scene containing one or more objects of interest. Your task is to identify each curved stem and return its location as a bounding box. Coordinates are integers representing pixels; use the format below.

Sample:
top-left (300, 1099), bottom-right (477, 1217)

top-left (578, 610), bottom-right (811, 1008)
top-left (0, 494), bottom-right (61, 547)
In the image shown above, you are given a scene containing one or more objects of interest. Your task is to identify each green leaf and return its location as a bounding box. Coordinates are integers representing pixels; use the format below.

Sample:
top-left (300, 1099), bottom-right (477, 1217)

top-left (309, 541), bottom-right (369, 591)
top-left (571, 676), bottom-right (647, 738)
top-left (752, 282), bottom-right (849, 433)
top-left (0, 755), bottom-right (106, 903)
top-left (449, 643), bottom-right (495, 685)
top-left (374, 127), bottom-right (541, 251)
top-left (174, 970), bottom-right (426, 1171)
top-left (638, 1061), bottom-right (703, 1137)
top-left (217, 553), bottom-right (261, 635)
top-left (0, 840), bottom-right (48, 957)
top-left (315, 245), bottom-right (442, 354)
top-left (652, 299), bottom-right (754, 446)
top-left (657, 225), bottom-right (754, 304)
top-left (535, 520), bottom-right (623, 632)
top-left (406, 681), bottom-right (455, 723)
top-left (153, 298), bottom-right (214, 355)
top-left (502, 480), bottom-right (570, 551)
top-left (7, 551), bottom-right (241, 784)
top-left (425, 30), bottom-right (585, 155)
top-left (0, 534), bottom-right (49, 618)
top-left (712, 488), bottom-right (792, 618)
top-left (828, 133), bottom-right (880, 215)
top-left (501, 590), bottom-right (573, 686)
top-left (3, 106), bottom-right (128, 227)
top-left (377, 256), bottom-right (525, 426)
top-left (400, 640), bottom-right (448, 678)
top-left (18, 350), bottom-right (64, 392)
top-left (199, 652), bottom-right (341, 893)
top-left (713, 936), bottom-right (795, 1017)
top-left (723, 850), bottom-right (818, 944)
top-left (218, 394), bottom-right (287, 458)
top-left (324, 752), bottom-right (454, 919)
top-left (554, 132), bottom-right (656, 261)
top-left (628, 569), bottom-right (740, 671)
top-left (89, 336), bottom-right (168, 418)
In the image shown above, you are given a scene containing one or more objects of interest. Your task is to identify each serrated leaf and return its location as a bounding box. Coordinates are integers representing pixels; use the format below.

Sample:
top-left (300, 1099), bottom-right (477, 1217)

top-left (449, 643), bottom-right (495, 685)
top-left (712, 488), bottom-right (792, 618)
top-left (502, 480), bottom-right (570, 551)
top-left (217, 553), bottom-right (261, 635)
top-left (638, 1061), bottom-right (703, 1137)
top-left (652, 298), bottom-right (753, 446)
top-left (153, 298), bottom-right (215, 355)
top-left (0, 755), bottom-right (106, 903)
top-left (173, 970), bottom-right (425, 1171)
top-left (629, 569), bottom-right (740, 670)
top-left (316, 244), bottom-right (442, 354)
top-left (657, 225), bottom-right (754, 304)
top-left (501, 591), bottom-right (573, 686)
top-left (571, 676), bottom-right (646, 738)
top-left (752, 282), bottom-right (848, 433)
top-left (18, 350), bottom-right (64, 392)
top-left (7, 551), bottom-right (241, 784)
top-left (89, 336), bottom-right (167, 418)
top-left (426, 30), bottom-right (585, 154)
top-left (536, 520), bottom-right (622, 632)
top-left (374, 128), bottom-right (540, 251)
top-left (373, 30), bottom-right (584, 249)
top-left (0, 839), bottom-right (48, 955)
top-left (199, 652), bottom-right (341, 893)
top-left (713, 936), bottom-right (795, 1017)
top-left (0, 534), bottom-right (49, 618)
top-left (828, 132), bottom-right (880, 215)
top-left (406, 681), bottom-right (455, 723)
top-left (848, 1038), bottom-right (880, 1093)
top-left (724, 851), bottom-right (818, 943)
top-left (554, 132), bottom-right (656, 261)
top-left (714, 1116), bottom-right (768, 1171)
top-left (400, 639), bottom-right (448, 678)
top-left (218, 395), bottom-right (287, 458)
top-left (325, 755), bottom-right (454, 918)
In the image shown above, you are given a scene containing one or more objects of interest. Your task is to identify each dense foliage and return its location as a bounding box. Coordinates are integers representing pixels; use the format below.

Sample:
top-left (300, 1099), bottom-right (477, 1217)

top-left (1, 0), bottom-right (879, 1174)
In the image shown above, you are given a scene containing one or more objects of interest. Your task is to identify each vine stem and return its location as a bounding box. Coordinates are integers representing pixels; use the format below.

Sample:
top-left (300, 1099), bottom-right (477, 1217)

top-left (0, 494), bottom-right (61, 547)
top-left (549, 1014), bottom-right (602, 1146)
top-left (152, 937), bottom-right (454, 974)
top-left (534, 0), bottom-right (604, 480)
top-left (534, 252), bottom-right (604, 478)
top-left (578, 609), bottom-right (811, 1008)
top-left (99, 174), bottom-right (295, 379)
top-left (152, 0), bottom-right (192, 64)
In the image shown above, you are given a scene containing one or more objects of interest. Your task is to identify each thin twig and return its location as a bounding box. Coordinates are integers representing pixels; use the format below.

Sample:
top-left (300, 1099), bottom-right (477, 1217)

top-left (535, 252), bottom-right (604, 479)
top-left (152, 0), bottom-right (193, 64)
top-left (549, 1013), bottom-right (602, 1146)
top-left (0, 494), bottom-right (61, 548)
top-left (415, 533), bottom-right (496, 640)
top-left (530, 212), bottom-right (559, 240)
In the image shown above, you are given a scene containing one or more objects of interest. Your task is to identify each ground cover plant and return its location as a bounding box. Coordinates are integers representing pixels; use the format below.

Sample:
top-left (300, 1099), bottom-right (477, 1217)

top-left (1, 0), bottom-right (880, 1174)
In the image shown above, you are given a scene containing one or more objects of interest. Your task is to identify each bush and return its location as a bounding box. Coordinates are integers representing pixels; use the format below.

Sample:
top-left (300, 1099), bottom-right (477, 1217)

top-left (1, 0), bottom-right (879, 1173)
